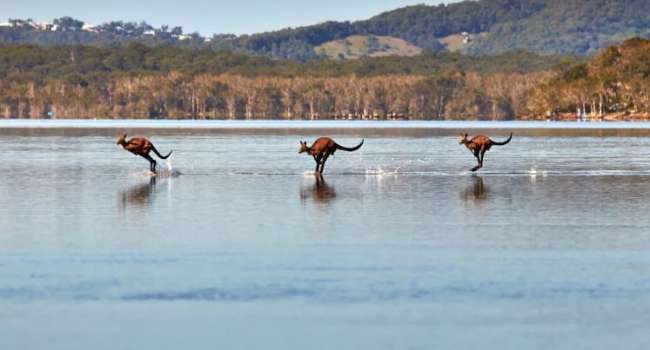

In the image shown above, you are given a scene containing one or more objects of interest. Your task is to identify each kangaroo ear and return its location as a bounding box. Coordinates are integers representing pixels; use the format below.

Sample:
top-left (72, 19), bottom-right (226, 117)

top-left (464, 133), bottom-right (468, 138)
top-left (122, 133), bottom-right (127, 138)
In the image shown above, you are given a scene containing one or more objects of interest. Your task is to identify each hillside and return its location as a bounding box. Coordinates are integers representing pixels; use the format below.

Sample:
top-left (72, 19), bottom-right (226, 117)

top-left (0, 44), bottom-right (567, 80)
top-left (315, 35), bottom-right (422, 60)
top-left (217, 0), bottom-right (650, 59)
top-left (466, 0), bottom-right (650, 55)
top-left (2, 0), bottom-right (649, 60)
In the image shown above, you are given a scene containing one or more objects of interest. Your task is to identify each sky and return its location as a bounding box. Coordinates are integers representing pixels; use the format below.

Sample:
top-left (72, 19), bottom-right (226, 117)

top-left (2, 0), bottom-right (453, 36)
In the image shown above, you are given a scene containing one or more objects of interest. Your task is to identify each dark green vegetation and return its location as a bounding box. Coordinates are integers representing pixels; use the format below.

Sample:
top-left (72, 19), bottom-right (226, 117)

top-left (3, 0), bottom-right (649, 60)
top-left (226, 0), bottom-right (650, 59)
top-left (1, 18), bottom-right (206, 49)
top-left (0, 44), bottom-right (562, 119)
top-left (0, 44), bottom-right (569, 80)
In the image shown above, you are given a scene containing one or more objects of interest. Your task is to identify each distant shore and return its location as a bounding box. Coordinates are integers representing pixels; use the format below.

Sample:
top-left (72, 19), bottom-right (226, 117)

top-left (4, 119), bottom-right (650, 137)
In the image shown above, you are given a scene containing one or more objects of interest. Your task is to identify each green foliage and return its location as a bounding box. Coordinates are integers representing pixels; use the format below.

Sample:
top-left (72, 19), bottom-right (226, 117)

top-left (2, 0), bottom-right (649, 59)
top-left (53, 17), bottom-right (84, 31)
top-left (218, 0), bottom-right (650, 58)
top-left (0, 44), bottom-right (569, 82)
top-left (562, 63), bottom-right (588, 82)
top-left (467, 0), bottom-right (650, 55)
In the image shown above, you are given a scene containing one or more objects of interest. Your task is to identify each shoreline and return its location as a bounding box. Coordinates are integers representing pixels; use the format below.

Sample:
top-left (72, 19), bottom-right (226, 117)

top-left (3, 119), bottom-right (650, 137)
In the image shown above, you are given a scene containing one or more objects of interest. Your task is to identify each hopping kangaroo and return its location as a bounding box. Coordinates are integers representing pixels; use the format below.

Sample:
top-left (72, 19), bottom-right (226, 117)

top-left (299, 137), bottom-right (364, 174)
top-left (459, 133), bottom-right (512, 172)
top-left (117, 133), bottom-right (173, 173)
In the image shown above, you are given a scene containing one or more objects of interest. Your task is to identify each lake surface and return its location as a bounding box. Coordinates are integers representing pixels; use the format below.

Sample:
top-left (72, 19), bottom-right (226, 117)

top-left (1, 121), bottom-right (650, 349)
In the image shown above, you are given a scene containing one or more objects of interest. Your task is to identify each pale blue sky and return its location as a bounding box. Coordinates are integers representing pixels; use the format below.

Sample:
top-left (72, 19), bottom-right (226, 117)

top-left (2, 0), bottom-right (454, 35)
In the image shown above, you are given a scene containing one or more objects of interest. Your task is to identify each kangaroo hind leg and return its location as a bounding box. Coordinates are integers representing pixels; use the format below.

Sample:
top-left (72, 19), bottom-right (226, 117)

top-left (319, 153), bottom-right (330, 174)
top-left (470, 150), bottom-right (482, 172)
top-left (479, 149), bottom-right (487, 168)
top-left (144, 154), bottom-right (157, 173)
top-left (314, 154), bottom-right (322, 174)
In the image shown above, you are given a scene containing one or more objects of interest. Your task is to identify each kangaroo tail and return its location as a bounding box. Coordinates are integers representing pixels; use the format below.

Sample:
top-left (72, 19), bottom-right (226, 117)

top-left (151, 145), bottom-right (173, 159)
top-left (491, 133), bottom-right (512, 146)
top-left (336, 139), bottom-right (364, 152)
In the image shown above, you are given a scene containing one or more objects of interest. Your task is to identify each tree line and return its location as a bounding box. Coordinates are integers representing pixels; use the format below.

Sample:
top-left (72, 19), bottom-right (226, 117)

top-left (0, 72), bottom-right (546, 120)
top-left (3, 39), bottom-right (650, 120)
top-left (0, 43), bottom-right (565, 120)
top-left (527, 38), bottom-right (650, 120)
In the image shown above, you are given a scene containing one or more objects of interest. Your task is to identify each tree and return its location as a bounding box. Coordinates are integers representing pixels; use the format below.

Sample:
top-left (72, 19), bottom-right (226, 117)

top-left (53, 17), bottom-right (84, 31)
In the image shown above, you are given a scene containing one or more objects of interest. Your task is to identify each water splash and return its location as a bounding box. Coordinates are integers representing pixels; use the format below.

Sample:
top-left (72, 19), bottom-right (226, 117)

top-left (528, 167), bottom-right (548, 179)
top-left (364, 165), bottom-right (401, 176)
top-left (165, 156), bottom-right (173, 172)
top-left (128, 170), bottom-right (156, 178)
top-left (128, 169), bottom-right (181, 179)
top-left (158, 169), bottom-right (182, 178)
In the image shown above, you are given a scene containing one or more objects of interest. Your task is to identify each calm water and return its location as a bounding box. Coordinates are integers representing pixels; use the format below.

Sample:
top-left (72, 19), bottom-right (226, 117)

top-left (2, 123), bottom-right (650, 349)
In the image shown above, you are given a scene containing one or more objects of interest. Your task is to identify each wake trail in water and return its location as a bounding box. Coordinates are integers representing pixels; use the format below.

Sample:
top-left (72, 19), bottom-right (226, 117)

top-left (131, 161), bottom-right (650, 178)
top-left (126, 155), bottom-right (182, 178)
top-left (139, 169), bottom-right (650, 177)
top-left (127, 169), bottom-right (182, 179)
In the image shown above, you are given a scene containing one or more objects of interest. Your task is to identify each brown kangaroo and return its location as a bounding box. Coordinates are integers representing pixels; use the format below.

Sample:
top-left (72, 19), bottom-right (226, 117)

top-left (299, 137), bottom-right (364, 174)
top-left (459, 132), bottom-right (512, 172)
top-left (116, 133), bottom-right (173, 173)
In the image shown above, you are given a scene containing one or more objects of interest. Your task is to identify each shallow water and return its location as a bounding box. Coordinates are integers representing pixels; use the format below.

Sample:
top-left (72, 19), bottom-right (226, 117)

top-left (1, 129), bottom-right (650, 349)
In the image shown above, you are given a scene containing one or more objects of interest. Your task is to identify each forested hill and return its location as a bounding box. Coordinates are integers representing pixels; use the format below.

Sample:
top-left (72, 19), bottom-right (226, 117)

top-left (233, 0), bottom-right (650, 59)
top-left (2, 0), bottom-right (650, 60)
top-left (0, 44), bottom-right (568, 80)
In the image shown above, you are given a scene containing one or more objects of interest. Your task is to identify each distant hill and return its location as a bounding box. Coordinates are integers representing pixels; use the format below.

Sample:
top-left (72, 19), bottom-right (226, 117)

top-left (2, 0), bottom-right (650, 60)
top-left (315, 35), bottom-right (422, 60)
top-left (229, 0), bottom-right (650, 59)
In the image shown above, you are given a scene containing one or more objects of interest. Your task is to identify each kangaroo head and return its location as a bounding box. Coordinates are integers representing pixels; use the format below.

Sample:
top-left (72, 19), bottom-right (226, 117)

top-left (459, 133), bottom-right (469, 145)
top-left (298, 140), bottom-right (309, 153)
top-left (116, 133), bottom-right (127, 146)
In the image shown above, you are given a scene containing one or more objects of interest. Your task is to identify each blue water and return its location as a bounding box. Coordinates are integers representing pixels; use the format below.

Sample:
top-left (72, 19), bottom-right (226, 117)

top-left (1, 124), bottom-right (650, 349)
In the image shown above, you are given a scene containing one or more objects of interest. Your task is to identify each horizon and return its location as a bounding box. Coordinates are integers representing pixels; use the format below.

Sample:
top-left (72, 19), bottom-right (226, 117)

top-left (3, 0), bottom-right (455, 36)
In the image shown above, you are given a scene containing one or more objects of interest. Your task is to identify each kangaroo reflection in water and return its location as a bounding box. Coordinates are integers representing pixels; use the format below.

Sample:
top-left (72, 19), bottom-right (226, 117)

top-left (300, 175), bottom-right (337, 205)
top-left (460, 175), bottom-right (489, 203)
top-left (119, 177), bottom-right (157, 210)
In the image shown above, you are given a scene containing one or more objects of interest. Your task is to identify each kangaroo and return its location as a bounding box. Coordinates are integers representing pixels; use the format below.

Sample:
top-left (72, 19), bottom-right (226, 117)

top-left (459, 132), bottom-right (512, 172)
top-left (116, 133), bottom-right (173, 173)
top-left (299, 137), bottom-right (364, 174)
